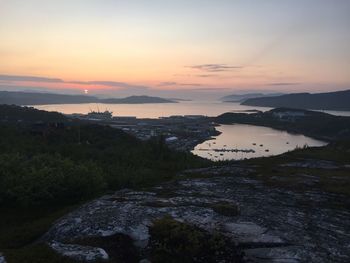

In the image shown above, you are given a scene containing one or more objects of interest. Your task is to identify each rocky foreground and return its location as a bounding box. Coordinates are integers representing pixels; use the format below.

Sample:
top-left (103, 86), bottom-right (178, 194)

top-left (21, 166), bottom-right (350, 262)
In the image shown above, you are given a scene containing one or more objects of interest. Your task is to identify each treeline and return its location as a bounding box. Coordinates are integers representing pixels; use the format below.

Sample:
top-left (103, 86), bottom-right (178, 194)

top-left (0, 106), bottom-right (209, 207)
top-left (0, 104), bottom-right (66, 123)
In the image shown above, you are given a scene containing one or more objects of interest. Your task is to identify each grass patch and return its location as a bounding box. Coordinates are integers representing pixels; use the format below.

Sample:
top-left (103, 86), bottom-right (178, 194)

top-left (71, 234), bottom-right (140, 263)
top-left (0, 205), bottom-right (78, 249)
top-left (149, 216), bottom-right (243, 263)
top-left (3, 243), bottom-right (77, 263)
top-left (241, 142), bottom-right (350, 197)
top-left (210, 202), bottom-right (240, 217)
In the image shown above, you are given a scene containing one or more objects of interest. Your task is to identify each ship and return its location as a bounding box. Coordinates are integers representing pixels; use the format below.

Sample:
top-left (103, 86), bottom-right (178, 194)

top-left (87, 110), bottom-right (113, 120)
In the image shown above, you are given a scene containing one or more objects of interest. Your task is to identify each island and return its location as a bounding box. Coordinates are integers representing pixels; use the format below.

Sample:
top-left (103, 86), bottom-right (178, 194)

top-left (0, 91), bottom-right (176, 105)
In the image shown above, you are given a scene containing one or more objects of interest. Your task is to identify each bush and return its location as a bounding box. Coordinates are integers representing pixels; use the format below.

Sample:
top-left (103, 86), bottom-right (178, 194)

top-left (4, 243), bottom-right (77, 263)
top-left (149, 216), bottom-right (242, 263)
top-left (210, 202), bottom-right (240, 217)
top-left (0, 123), bottom-right (209, 208)
top-left (0, 153), bottom-right (105, 207)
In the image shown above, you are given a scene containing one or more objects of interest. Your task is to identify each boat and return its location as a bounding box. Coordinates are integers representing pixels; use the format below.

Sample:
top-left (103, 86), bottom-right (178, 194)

top-left (87, 110), bottom-right (113, 120)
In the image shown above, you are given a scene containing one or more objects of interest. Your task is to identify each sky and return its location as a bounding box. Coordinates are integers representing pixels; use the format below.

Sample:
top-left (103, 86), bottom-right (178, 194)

top-left (0, 0), bottom-right (349, 99)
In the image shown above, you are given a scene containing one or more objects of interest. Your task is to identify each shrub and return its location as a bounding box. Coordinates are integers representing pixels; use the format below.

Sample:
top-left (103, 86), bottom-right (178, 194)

top-left (210, 202), bottom-right (240, 217)
top-left (4, 243), bottom-right (76, 263)
top-left (149, 216), bottom-right (243, 263)
top-left (0, 153), bottom-right (105, 207)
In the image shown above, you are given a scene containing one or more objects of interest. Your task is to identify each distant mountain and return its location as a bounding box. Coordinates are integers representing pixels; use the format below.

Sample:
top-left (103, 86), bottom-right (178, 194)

top-left (101, 95), bottom-right (175, 104)
top-left (221, 93), bottom-right (284, 102)
top-left (241, 90), bottom-right (350, 111)
top-left (0, 91), bottom-right (176, 105)
top-left (0, 91), bottom-right (96, 105)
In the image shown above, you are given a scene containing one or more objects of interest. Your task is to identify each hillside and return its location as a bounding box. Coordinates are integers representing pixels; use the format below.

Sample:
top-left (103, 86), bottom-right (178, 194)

top-left (221, 93), bottom-right (283, 102)
top-left (215, 108), bottom-right (350, 141)
top-left (0, 91), bottom-right (175, 105)
top-left (1, 105), bottom-right (349, 262)
top-left (242, 90), bottom-right (350, 111)
top-left (101, 95), bottom-right (175, 104)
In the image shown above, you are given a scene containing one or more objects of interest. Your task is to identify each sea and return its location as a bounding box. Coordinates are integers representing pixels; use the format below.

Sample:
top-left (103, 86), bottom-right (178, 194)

top-left (34, 101), bottom-right (347, 160)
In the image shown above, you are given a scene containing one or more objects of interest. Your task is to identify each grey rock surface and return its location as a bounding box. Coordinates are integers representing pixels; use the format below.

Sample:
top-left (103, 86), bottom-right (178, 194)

top-left (43, 165), bottom-right (350, 263)
top-left (50, 241), bottom-right (109, 262)
top-left (280, 159), bottom-right (341, 169)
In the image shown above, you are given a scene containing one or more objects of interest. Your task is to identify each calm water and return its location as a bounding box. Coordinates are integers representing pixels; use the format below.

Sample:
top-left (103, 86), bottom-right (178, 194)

top-left (33, 101), bottom-right (350, 118)
top-left (33, 101), bottom-right (271, 118)
top-left (192, 124), bottom-right (327, 161)
top-left (34, 101), bottom-right (332, 160)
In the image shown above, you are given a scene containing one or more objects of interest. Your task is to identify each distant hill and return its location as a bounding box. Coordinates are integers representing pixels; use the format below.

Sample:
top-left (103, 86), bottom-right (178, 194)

top-left (100, 95), bottom-right (175, 104)
top-left (215, 108), bottom-right (350, 142)
top-left (0, 91), bottom-right (175, 105)
top-left (221, 93), bottom-right (283, 102)
top-left (241, 90), bottom-right (350, 111)
top-left (0, 104), bottom-right (67, 123)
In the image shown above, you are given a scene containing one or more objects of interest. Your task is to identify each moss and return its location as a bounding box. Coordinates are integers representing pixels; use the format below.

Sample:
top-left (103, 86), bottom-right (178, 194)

top-left (210, 202), bottom-right (240, 217)
top-left (71, 234), bottom-right (140, 263)
top-left (149, 216), bottom-right (243, 263)
top-left (0, 205), bottom-right (78, 249)
top-left (4, 243), bottom-right (77, 263)
top-left (241, 141), bottom-right (350, 197)
top-left (141, 201), bottom-right (175, 208)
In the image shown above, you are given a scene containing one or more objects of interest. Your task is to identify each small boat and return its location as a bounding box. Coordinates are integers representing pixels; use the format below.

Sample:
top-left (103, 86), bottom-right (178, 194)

top-left (252, 143), bottom-right (256, 146)
top-left (260, 144), bottom-right (263, 147)
top-left (265, 149), bottom-right (270, 152)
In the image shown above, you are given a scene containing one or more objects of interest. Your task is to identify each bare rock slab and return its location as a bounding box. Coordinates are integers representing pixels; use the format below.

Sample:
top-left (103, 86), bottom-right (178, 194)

top-left (50, 241), bottom-right (109, 262)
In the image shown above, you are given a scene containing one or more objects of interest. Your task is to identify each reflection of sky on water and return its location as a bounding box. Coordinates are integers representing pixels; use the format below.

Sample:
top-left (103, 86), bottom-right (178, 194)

top-left (192, 124), bottom-right (327, 161)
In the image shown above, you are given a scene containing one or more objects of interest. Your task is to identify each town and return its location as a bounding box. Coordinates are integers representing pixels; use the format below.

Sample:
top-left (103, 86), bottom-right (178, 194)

top-left (69, 110), bottom-right (219, 151)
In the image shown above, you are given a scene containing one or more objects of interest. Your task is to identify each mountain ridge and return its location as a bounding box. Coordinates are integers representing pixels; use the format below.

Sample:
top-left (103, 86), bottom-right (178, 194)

top-left (241, 90), bottom-right (350, 111)
top-left (0, 91), bottom-right (176, 105)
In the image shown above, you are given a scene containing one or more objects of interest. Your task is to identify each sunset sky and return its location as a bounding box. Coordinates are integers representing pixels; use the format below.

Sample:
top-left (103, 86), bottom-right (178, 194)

top-left (1, 0), bottom-right (349, 98)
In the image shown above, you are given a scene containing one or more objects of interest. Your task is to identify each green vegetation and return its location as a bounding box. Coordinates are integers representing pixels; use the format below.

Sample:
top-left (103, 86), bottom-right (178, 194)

top-left (210, 202), bottom-right (240, 217)
top-left (243, 140), bottom-right (350, 197)
top-left (149, 216), bottom-right (242, 263)
top-left (72, 234), bottom-right (140, 263)
top-left (3, 244), bottom-right (76, 263)
top-left (1, 105), bottom-right (349, 262)
top-left (215, 108), bottom-right (350, 141)
top-left (0, 104), bottom-right (66, 123)
top-left (0, 123), bottom-right (208, 208)
top-left (0, 206), bottom-right (79, 249)
top-left (0, 153), bottom-right (105, 207)
top-left (0, 105), bottom-right (210, 259)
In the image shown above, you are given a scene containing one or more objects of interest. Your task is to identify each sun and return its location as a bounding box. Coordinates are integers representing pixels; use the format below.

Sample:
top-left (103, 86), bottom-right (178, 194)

top-left (84, 89), bottom-right (89, 94)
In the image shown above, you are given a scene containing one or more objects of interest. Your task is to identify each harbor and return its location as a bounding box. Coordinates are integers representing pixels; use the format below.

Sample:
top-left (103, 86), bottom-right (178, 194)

top-left (68, 111), bottom-right (220, 151)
